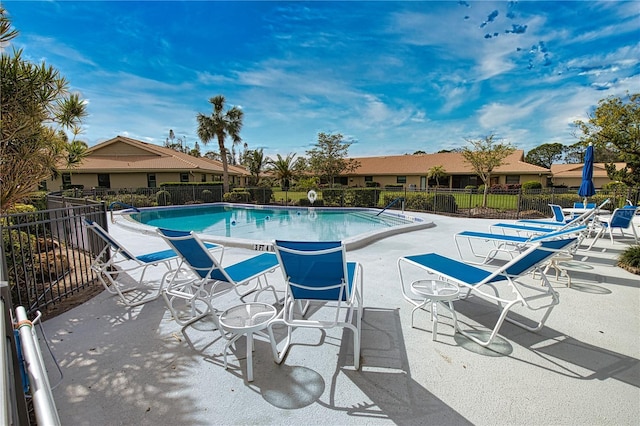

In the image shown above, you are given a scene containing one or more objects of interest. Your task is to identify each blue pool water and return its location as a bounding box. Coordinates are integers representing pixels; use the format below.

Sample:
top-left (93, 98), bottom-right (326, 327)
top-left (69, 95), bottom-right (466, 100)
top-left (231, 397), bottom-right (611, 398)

top-left (128, 204), bottom-right (420, 242)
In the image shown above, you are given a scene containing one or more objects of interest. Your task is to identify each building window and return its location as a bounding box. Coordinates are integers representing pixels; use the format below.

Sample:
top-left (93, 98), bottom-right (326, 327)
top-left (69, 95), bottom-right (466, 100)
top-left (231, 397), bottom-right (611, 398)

top-left (397, 176), bottom-right (406, 184)
top-left (97, 174), bottom-right (111, 188)
top-left (61, 173), bottom-right (72, 189)
top-left (505, 175), bottom-right (520, 185)
top-left (180, 173), bottom-right (189, 182)
top-left (201, 174), bottom-right (207, 182)
top-left (147, 174), bottom-right (156, 188)
top-left (364, 176), bottom-right (373, 182)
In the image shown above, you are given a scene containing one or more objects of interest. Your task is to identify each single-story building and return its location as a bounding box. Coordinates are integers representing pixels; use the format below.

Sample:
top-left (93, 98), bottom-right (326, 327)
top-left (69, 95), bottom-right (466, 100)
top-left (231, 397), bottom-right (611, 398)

top-left (549, 162), bottom-right (626, 189)
top-left (341, 150), bottom-right (552, 189)
top-left (47, 136), bottom-right (250, 190)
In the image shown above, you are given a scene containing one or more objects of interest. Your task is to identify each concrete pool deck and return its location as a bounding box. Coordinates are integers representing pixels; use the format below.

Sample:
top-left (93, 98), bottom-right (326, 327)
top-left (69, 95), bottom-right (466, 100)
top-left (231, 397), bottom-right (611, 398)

top-left (42, 213), bottom-right (640, 425)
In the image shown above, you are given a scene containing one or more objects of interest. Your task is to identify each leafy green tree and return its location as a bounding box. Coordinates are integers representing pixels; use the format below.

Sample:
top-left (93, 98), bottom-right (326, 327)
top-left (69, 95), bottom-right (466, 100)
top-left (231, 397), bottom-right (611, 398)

top-left (574, 93), bottom-right (640, 186)
top-left (267, 153), bottom-right (302, 190)
top-left (1, 7), bottom-right (88, 211)
top-left (461, 134), bottom-right (515, 208)
top-left (306, 132), bottom-right (360, 186)
top-left (246, 148), bottom-right (267, 186)
top-left (196, 95), bottom-right (243, 193)
top-left (427, 165), bottom-right (447, 187)
top-left (562, 142), bottom-right (585, 164)
top-left (525, 143), bottom-right (564, 168)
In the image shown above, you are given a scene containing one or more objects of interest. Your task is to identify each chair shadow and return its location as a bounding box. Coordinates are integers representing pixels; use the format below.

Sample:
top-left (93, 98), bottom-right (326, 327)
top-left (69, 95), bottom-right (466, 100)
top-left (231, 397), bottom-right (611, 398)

top-left (451, 298), bottom-right (639, 388)
top-left (320, 307), bottom-right (473, 424)
top-left (567, 269), bottom-right (640, 289)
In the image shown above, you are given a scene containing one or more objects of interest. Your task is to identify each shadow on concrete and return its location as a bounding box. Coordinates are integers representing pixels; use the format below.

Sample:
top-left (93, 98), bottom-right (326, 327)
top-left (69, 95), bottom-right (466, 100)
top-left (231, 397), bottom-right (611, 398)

top-left (317, 307), bottom-right (472, 424)
top-left (451, 297), bottom-right (639, 389)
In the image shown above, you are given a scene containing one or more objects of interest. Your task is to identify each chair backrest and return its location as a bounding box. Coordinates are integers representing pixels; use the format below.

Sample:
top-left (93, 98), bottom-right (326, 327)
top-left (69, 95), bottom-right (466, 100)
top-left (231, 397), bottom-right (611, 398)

top-left (157, 228), bottom-right (228, 280)
top-left (573, 202), bottom-right (596, 209)
top-left (84, 218), bottom-right (137, 261)
top-left (549, 204), bottom-right (566, 222)
top-left (529, 225), bottom-right (587, 243)
top-left (274, 240), bottom-right (350, 301)
top-left (502, 238), bottom-right (577, 278)
top-left (609, 207), bottom-right (638, 229)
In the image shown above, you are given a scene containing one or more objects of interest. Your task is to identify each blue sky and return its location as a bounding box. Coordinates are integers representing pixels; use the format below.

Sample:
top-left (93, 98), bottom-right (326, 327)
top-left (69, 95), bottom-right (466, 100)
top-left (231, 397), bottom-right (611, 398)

top-left (5, 1), bottom-right (639, 158)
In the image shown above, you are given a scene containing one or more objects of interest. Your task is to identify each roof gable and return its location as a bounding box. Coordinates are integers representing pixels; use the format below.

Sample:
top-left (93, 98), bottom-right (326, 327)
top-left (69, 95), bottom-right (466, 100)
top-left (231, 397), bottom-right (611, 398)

top-left (88, 136), bottom-right (167, 158)
top-left (75, 135), bottom-right (249, 175)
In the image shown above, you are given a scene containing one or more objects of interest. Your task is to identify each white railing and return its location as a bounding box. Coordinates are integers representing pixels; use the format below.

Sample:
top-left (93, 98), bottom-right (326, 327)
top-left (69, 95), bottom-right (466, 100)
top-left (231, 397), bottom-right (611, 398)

top-left (14, 306), bottom-right (60, 426)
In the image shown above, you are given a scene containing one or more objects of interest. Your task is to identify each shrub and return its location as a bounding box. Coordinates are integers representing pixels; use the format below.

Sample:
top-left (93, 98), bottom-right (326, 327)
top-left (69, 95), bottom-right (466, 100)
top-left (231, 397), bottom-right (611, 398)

top-left (350, 188), bottom-right (379, 207)
top-left (321, 189), bottom-right (343, 206)
top-left (602, 181), bottom-right (628, 191)
top-left (522, 181), bottom-right (542, 191)
top-left (618, 245), bottom-right (640, 275)
top-left (365, 181), bottom-right (380, 188)
top-left (2, 229), bottom-right (37, 291)
top-left (464, 185), bottom-right (477, 190)
top-left (429, 193), bottom-right (457, 213)
top-left (248, 187), bottom-right (273, 204)
top-left (223, 191), bottom-right (250, 203)
top-left (156, 190), bottom-right (171, 206)
top-left (201, 189), bottom-right (213, 203)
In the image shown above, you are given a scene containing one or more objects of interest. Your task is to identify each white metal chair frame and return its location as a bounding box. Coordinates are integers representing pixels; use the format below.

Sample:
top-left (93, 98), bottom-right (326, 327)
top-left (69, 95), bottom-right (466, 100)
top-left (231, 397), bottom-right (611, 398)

top-left (268, 241), bottom-right (363, 369)
top-left (157, 228), bottom-right (278, 328)
top-left (84, 219), bottom-right (224, 307)
top-left (398, 238), bottom-right (579, 347)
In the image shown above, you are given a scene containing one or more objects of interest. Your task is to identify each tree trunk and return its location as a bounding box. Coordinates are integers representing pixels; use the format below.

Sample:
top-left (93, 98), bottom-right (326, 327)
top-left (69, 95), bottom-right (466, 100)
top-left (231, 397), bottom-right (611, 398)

top-left (218, 137), bottom-right (229, 193)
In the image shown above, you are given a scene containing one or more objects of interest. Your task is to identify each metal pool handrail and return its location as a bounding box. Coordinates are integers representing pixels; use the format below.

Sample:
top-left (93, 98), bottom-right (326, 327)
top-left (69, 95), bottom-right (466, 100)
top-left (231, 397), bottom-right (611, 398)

top-left (377, 197), bottom-right (405, 216)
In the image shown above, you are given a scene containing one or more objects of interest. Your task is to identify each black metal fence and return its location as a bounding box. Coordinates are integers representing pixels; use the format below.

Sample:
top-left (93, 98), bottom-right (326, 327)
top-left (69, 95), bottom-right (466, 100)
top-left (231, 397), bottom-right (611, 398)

top-left (55, 185), bottom-right (640, 219)
top-left (2, 185), bottom-right (638, 315)
top-left (1, 199), bottom-right (108, 316)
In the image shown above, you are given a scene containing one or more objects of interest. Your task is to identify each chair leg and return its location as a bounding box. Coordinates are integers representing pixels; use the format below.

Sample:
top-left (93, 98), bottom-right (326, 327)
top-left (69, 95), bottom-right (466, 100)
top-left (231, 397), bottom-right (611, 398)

top-left (267, 318), bottom-right (292, 364)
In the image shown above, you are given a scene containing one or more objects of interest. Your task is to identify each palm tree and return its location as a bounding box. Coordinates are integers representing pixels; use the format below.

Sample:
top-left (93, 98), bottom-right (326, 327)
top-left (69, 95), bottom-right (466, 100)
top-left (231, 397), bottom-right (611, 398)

top-left (247, 149), bottom-right (267, 186)
top-left (196, 95), bottom-right (243, 193)
top-left (268, 153), bottom-right (300, 190)
top-left (427, 165), bottom-right (447, 188)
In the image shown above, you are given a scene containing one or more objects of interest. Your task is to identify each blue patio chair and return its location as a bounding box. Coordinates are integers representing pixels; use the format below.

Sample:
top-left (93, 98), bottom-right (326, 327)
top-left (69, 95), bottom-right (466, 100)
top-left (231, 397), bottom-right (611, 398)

top-left (588, 206), bottom-right (639, 248)
top-left (156, 228), bottom-right (279, 327)
top-left (84, 219), bottom-right (223, 307)
top-left (570, 202), bottom-right (597, 219)
top-left (267, 240), bottom-right (363, 369)
top-left (398, 237), bottom-right (578, 347)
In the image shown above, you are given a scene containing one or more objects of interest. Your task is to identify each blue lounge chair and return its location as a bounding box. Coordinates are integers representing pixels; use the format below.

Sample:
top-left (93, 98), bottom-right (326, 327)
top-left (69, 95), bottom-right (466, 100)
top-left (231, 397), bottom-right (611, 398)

top-left (493, 199), bottom-right (609, 236)
top-left (454, 225), bottom-right (587, 265)
top-left (267, 241), bottom-right (363, 369)
top-left (84, 219), bottom-right (223, 307)
top-left (156, 228), bottom-right (279, 327)
top-left (398, 237), bottom-right (578, 347)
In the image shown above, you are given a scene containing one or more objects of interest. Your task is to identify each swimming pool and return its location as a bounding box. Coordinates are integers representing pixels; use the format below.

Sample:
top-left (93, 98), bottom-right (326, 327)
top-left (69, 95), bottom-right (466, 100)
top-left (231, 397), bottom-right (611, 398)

top-left (124, 203), bottom-right (432, 250)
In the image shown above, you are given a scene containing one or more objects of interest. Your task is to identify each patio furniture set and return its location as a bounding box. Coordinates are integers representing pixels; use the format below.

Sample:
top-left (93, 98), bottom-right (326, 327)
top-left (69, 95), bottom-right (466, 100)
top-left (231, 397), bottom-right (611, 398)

top-left (83, 199), bottom-right (638, 379)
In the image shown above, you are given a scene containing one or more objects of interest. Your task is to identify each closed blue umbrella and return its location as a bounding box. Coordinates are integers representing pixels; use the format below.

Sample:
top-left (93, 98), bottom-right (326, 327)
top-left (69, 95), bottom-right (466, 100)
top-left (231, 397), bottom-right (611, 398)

top-left (578, 143), bottom-right (596, 205)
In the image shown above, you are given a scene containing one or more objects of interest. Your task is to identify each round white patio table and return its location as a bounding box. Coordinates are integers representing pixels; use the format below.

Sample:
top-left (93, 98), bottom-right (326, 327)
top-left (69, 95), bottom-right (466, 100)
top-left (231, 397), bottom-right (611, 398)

top-left (410, 279), bottom-right (460, 341)
top-left (218, 302), bottom-right (278, 382)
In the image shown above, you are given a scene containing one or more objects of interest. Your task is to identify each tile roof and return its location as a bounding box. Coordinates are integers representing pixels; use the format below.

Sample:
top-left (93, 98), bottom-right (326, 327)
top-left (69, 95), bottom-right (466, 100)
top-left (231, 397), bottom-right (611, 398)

top-left (550, 162), bottom-right (625, 178)
top-left (346, 150), bottom-right (551, 175)
top-left (79, 136), bottom-right (249, 175)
